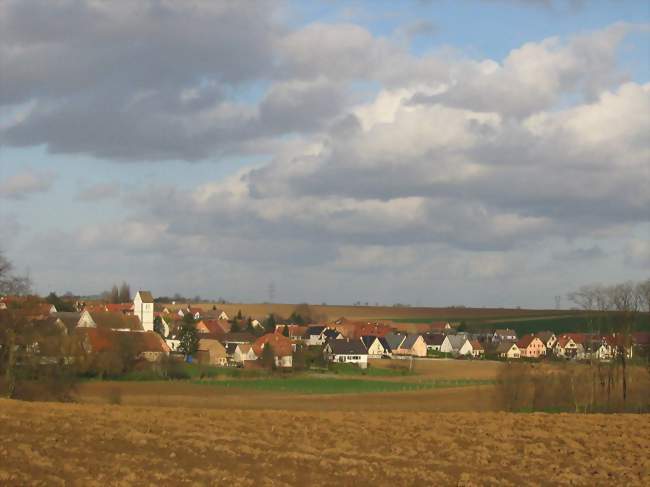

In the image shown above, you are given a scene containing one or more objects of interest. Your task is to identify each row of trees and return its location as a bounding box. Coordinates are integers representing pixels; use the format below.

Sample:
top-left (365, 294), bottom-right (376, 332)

top-left (567, 279), bottom-right (650, 312)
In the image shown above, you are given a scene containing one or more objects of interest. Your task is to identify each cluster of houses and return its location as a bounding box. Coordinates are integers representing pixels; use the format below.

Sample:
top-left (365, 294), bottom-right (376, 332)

top-left (2, 293), bottom-right (648, 371)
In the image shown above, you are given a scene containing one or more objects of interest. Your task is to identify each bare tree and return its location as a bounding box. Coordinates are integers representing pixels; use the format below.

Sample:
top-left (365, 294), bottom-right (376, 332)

top-left (109, 284), bottom-right (119, 304)
top-left (635, 279), bottom-right (650, 312)
top-left (118, 282), bottom-right (131, 303)
top-left (0, 251), bottom-right (32, 296)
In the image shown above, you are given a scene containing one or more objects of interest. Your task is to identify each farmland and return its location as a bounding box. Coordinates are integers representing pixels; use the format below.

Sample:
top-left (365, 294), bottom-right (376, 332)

top-left (1, 398), bottom-right (649, 486)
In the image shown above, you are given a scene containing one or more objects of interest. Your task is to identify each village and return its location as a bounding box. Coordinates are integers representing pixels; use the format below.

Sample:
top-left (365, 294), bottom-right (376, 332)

top-left (1, 290), bottom-right (647, 376)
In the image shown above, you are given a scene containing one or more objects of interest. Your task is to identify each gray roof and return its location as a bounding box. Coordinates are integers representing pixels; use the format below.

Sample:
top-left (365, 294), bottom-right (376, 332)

top-left (384, 332), bottom-right (406, 350)
top-left (306, 325), bottom-right (326, 336)
top-left (424, 334), bottom-right (445, 346)
top-left (400, 334), bottom-right (421, 350)
top-left (496, 341), bottom-right (518, 353)
top-left (327, 339), bottom-right (367, 355)
top-left (445, 335), bottom-right (467, 352)
top-left (52, 312), bottom-right (81, 333)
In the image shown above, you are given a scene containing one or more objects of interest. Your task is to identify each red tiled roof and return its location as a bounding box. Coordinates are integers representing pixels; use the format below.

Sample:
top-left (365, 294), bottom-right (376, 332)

top-left (252, 333), bottom-right (293, 357)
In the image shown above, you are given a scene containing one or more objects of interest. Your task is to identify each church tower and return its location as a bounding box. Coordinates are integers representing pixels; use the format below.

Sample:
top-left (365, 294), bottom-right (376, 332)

top-left (134, 290), bottom-right (154, 332)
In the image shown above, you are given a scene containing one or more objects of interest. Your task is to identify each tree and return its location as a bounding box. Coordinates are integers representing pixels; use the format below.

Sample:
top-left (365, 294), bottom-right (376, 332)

top-left (109, 285), bottom-right (120, 304)
top-left (0, 251), bottom-right (32, 296)
top-left (293, 344), bottom-right (306, 371)
top-left (282, 325), bottom-right (289, 337)
top-left (46, 292), bottom-right (74, 312)
top-left (636, 279), bottom-right (650, 312)
top-left (261, 344), bottom-right (276, 370)
top-left (118, 282), bottom-right (131, 303)
top-left (230, 320), bottom-right (242, 333)
top-left (264, 314), bottom-right (276, 333)
top-left (236, 309), bottom-right (243, 320)
top-left (153, 316), bottom-right (165, 337)
top-left (177, 321), bottom-right (200, 358)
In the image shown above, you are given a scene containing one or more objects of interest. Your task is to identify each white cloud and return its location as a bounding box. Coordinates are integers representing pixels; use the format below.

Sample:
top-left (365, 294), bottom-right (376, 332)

top-left (0, 168), bottom-right (54, 199)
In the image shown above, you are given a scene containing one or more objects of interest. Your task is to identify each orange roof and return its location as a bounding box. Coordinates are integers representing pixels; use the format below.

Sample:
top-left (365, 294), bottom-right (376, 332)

top-left (252, 333), bottom-right (293, 357)
top-left (469, 339), bottom-right (483, 351)
top-left (78, 328), bottom-right (169, 354)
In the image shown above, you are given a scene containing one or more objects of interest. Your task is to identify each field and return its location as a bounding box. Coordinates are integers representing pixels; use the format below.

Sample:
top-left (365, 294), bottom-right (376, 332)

top-left (180, 301), bottom-right (581, 322)
top-left (2, 398), bottom-right (649, 486)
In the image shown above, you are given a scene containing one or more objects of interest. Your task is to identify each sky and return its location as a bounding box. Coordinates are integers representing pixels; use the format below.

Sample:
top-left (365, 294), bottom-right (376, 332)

top-left (0, 0), bottom-right (648, 308)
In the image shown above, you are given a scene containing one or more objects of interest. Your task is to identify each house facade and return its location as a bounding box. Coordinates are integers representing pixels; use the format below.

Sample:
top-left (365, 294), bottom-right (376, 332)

top-left (133, 291), bottom-right (154, 332)
top-left (517, 335), bottom-right (547, 358)
top-left (324, 339), bottom-right (368, 368)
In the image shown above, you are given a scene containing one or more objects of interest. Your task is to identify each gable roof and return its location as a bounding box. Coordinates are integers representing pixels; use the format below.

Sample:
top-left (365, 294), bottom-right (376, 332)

top-left (536, 331), bottom-right (555, 343)
top-left (516, 334), bottom-right (538, 349)
top-left (78, 328), bottom-right (169, 355)
top-left (469, 339), bottom-right (484, 351)
top-left (494, 329), bottom-right (516, 337)
top-left (327, 339), bottom-right (367, 355)
top-left (423, 334), bottom-right (445, 346)
top-left (399, 334), bottom-right (422, 350)
top-left (384, 332), bottom-right (406, 350)
top-left (136, 291), bottom-right (154, 303)
top-left (496, 341), bottom-right (518, 353)
top-left (52, 312), bottom-right (81, 333)
top-left (360, 335), bottom-right (379, 350)
top-left (252, 333), bottom-right (293, 357)
top-left (87, 311), bottom-right (143, 331)
top-left (306, 325), bottom-right (326, 336)
top-left (445, 334), bottom-right (467, 351)
top-left (223, 332), bottom-right (255, 344)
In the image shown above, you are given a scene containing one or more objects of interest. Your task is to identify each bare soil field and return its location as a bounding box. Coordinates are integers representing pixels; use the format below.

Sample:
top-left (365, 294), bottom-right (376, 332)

top-left (1, 398), bottom-right (648, 486)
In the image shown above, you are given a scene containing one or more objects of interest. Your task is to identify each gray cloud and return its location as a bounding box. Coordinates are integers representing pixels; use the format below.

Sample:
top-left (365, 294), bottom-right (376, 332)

top-left (76, 182), bottom-right (121, 202)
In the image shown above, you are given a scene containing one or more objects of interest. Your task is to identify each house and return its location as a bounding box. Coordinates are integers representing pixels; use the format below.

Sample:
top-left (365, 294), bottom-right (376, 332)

top-left (394, 334), bottom-right (427, 357)
top-left (496, 342), bottom-right (521, 359)
top-left (353, 323), bottom-right (394, 339)
top-left (323, 328), bottom-right (343, 342)
top-left (323, 339), bottom-right (368, 368)
top-left (196, 338), bottom-right (228, 366)
top-left (196, 319), bottom-right (229, 337)
top-left (423, 334), bottom-right (445, 352)
top-left (305, 326), bottom-right (326, 346)
top-left (440, 335), bottom-right (472, 355)
top-left (554, 335), bottom-right (580, 359)
top-left (133, 291), bottom-right (154, 331)
top-left (632, 332), bottom-right (650, 357)
top-left (516, 334), bottom-right (546, 358)
top-left (252, 333), bottom-right (293, 368)
top-left (584, 338), bottom-right (613, 361)
top-left (105, 303), bottom-right (134, 315)
top-left (223, 332), bottom-right (255, 346)
top-left (177, 306), bottom-right (202, 320)
top-left (535, 331), bottom-right (557, 350)
top-left (492, 329), bottom-right (517, 343)
top-left (274, 324), bottom-right (307, 340)
top-left (601, 334), bottom-right (634, 359)
top-left (232, 343), bottom-right (258, 365)
top-left (78, 328), bottom-right (169, 362)
top-left (52, 312), bottom-right (81, 334)
top-left (430, 322), bottom-right (452, 332)
top-left (384, 332), bottom-right (406, 352)
top-left (360, 336), bottom-right (390, 358)
top-left (468, 340), bottom-right (484, 358)
top-left (77, 310), bottom-right (143, 331)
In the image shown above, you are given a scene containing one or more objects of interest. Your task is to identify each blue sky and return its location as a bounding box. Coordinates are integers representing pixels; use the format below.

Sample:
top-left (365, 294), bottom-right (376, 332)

top-left (0, 0), bottom-right (648, 306)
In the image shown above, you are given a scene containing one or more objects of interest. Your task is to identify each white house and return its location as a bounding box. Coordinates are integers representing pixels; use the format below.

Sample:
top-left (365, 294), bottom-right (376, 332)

top-left (360, 336), bottom-right (390, 358)
top-left (233, 344), bottom-right (257, 364)
top-left (497, 342), bottom-right (521, 359)
top-left (440, 335), bottom-right (471, 355)
top-left (133, 290), bottom-right (154, 332)
top-left (324, 339), bottom-right (368, 368)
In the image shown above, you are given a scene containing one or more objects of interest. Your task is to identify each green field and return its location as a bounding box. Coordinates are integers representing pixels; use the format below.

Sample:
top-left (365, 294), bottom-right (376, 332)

top-left (390, 313), bottom-right (650, 335)
top-left (192, 377), bottom-right (495, 394)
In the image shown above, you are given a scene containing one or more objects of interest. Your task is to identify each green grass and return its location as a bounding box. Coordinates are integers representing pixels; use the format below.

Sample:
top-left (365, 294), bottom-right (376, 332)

top-left (192, 376), bottom-right (495, 394)
top-left (325, 363), bottom-right (414, 376)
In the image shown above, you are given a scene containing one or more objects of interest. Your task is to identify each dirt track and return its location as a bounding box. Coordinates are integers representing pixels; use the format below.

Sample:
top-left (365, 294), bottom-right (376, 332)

top-left (1, 398), bottom-right (648, 486)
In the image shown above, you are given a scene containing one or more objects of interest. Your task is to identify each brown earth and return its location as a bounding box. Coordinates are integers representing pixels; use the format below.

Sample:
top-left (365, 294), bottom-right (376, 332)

top-left (1, 398), bottom-right (648, 486)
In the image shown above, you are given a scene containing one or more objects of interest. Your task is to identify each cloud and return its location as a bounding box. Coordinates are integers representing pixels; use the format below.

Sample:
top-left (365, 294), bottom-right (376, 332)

top-left (624, 239), bottom-right (650, 267)
top-left (76, 182), bottom-right (121, 202)
top-left (0, 168), bottom-right (55, 199)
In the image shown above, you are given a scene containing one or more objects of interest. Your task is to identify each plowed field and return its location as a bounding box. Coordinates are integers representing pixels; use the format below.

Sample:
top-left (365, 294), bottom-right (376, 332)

top-left (1, 398), bottom-right (648, 486)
